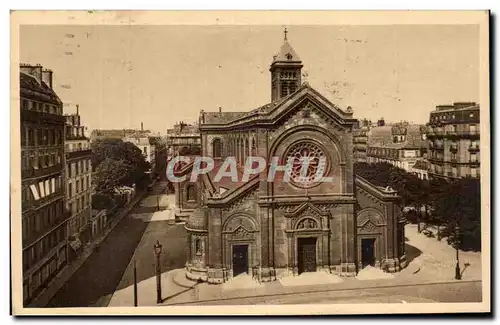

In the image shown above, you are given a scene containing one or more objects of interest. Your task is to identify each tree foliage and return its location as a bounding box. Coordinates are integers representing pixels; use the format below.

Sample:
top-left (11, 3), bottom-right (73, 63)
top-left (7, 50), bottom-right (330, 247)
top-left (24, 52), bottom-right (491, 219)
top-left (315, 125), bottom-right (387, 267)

top-left (354, 162), bottom-right (481, 251)
top-left (91, 138), bottom-right (151, 195)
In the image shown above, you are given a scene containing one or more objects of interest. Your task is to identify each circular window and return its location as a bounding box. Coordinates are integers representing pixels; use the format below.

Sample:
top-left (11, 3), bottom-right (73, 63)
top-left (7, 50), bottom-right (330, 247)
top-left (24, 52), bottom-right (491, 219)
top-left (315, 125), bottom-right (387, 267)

top-left (285, 141), bottom-right (328, 188)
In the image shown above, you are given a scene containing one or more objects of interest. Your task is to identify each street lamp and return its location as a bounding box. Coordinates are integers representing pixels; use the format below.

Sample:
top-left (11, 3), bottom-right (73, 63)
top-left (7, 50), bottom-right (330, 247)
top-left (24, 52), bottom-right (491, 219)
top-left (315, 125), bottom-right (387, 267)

top-left (157, 195), bottom-right (160, 211)
top-left (455, 224), bottom-right (462, 280)
top-left (154, 240), bottom-right (163, 304)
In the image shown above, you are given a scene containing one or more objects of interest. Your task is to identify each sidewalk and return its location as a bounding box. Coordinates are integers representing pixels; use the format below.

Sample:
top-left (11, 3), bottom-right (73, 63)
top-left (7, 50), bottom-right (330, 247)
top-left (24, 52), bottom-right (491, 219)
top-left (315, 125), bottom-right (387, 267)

top-left (107, 224), bottom-right (482, 307)
top-left (28, 191), bottom-right (147, 308)
top-left (108, 267), bottom-right (480, 307)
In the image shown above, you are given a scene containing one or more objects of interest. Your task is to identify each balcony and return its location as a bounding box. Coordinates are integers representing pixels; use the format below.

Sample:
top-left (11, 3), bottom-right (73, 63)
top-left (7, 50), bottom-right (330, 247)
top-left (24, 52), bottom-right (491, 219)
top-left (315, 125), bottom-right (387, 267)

top-left (22, 189), bottom-right (64, 212)
top-left (469, 160), bottom-right (480, 167)
top-left (449, 145), bottom-right (458, 153)
top-left (21, 164), bottom-right (63, 180)
top-left (21, 109), bottom-right (66, 125)
top-left (449, 157), bottom-right (458, 164)
top-left (469, 145), bottom-right (480, 153)
top-left (66, 149), bottom-right (92, 160)
top-left (22, 211), bottom-right (70, 249)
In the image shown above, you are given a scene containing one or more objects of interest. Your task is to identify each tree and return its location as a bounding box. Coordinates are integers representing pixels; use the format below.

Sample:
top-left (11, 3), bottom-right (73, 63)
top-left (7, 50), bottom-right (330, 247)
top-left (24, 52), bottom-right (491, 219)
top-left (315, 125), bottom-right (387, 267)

top-left (91, 138), bottom-right (150, 189)
top-left (430, 178), bottom-right (481, 251)
top-left (93, 158), bottom-right (133, 196)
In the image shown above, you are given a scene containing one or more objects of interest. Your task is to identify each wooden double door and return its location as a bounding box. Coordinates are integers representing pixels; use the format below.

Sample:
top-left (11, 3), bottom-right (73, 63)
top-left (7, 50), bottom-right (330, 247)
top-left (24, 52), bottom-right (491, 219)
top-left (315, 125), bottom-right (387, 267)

top-left (298, 237), bottom-right (317, 274)
top-left (232, 244), bottom-right (249, 276)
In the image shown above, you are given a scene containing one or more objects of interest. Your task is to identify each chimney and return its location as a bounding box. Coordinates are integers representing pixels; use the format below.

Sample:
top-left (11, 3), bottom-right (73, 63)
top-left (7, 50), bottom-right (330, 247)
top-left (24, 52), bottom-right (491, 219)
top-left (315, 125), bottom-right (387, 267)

top-left (20, 63), bottom-right (43, 84)
top-left (141, 122), bottom-right (144, 131)
top-left (219, 106), bottom-right (222, 113)
top-left (42, 69), bottom-right (53, 88)
top-left (76, 104), bottom-right (79, 115)
top-left (377, 117), bottom-right (385, 127)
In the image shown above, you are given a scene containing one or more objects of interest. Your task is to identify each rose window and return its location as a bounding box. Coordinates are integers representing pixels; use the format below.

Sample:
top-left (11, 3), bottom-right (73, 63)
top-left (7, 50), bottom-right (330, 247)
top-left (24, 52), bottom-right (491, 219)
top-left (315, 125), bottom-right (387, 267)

top-left (286, 141), bottom-right (327, 188)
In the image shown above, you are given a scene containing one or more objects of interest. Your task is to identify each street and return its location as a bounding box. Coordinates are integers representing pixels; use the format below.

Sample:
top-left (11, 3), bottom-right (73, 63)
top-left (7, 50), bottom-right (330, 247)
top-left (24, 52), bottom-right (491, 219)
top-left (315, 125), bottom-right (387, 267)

top-left (46, 181), bottom-right (185, 307)
top-left (181, 281), bottom-right (482, 305)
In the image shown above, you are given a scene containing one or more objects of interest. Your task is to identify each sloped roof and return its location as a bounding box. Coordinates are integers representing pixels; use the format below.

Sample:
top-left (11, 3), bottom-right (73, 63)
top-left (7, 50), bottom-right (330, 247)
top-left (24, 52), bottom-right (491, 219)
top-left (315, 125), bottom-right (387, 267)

top-left (273, 40), bottom-right (301, 62)
top-left (367, 124), bottom-right (425, 149)
top-left (203, 111), bottom-right (248, 124)
top-left (412, 159), bottom-right (430, 171)
top-left (200, 83), bottom-right (353, 128)
top-left (20, 72), bottom-right (62, 105)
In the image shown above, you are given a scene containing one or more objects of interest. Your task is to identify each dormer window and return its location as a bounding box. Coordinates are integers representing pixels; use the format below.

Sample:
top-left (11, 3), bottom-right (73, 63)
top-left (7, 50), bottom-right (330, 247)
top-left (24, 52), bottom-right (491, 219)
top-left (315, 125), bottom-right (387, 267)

top-left (286, 53), bottom-right (293, 60)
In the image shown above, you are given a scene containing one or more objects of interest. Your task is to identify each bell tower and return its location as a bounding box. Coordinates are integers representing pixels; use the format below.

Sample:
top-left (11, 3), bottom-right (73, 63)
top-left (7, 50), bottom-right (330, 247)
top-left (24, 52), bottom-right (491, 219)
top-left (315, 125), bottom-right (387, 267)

top-left (270, 28), bottom-right (303, 102)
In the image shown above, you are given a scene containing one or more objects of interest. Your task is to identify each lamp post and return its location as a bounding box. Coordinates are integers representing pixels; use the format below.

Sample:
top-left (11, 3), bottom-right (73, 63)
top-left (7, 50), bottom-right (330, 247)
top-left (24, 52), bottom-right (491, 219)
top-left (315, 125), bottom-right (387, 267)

top-left (157, 196), bottom-right (160, 211)
top-left (133, 257), bottom-right (138, 306)
top-left (455, 224), bottom-right (461, 280)
top-left (154, 240), bottom-right (163, 304)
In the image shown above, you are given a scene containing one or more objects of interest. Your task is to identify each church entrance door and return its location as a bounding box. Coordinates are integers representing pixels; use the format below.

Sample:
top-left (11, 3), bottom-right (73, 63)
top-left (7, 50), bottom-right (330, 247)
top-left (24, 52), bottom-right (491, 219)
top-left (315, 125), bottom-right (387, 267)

top-left (232, 245), bottom-right (249, 276)
top-left (298, 237), bottom-right (317, 274)
top-left (361, 238), bottom-right (376, 267)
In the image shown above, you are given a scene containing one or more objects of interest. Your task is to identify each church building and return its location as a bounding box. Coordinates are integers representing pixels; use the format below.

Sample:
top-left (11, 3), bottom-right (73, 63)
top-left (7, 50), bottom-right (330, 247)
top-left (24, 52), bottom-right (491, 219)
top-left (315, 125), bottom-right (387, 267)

top-left (173, 32), bottom-right (407, 283)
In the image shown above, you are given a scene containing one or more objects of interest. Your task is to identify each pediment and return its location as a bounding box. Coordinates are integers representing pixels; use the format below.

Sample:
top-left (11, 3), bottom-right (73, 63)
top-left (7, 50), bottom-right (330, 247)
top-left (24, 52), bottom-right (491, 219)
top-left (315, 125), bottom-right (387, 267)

top-left (269, 87), bottom-right (354, 130)
top-left (358, 220), bottom-right (380, 233)
top-left (284, 201), bottom-right (331, 218)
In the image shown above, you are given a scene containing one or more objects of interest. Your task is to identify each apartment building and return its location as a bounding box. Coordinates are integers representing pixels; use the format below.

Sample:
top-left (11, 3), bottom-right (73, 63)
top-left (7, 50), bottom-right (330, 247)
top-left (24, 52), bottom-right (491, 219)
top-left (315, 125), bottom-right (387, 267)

top-left (20, 64), bottom-right (69, 304)
top-left (64, 106), bottom-right (93, 253)
top-left (426, 102), bottom-right (480, 179)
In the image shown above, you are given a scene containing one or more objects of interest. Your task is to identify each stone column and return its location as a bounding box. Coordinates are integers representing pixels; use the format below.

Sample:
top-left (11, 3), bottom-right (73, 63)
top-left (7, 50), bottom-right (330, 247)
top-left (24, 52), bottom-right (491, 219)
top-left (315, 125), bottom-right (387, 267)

top-left (340, 204), bottom-right (357, 276)
top-left (207, 208), bottom-right (227, 283)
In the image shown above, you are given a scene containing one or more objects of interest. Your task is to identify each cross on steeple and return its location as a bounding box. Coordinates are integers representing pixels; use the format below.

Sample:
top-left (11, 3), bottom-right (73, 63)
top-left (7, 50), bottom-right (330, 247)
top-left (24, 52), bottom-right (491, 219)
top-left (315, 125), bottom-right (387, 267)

top-left (284, 27), bottom-right (288, 41)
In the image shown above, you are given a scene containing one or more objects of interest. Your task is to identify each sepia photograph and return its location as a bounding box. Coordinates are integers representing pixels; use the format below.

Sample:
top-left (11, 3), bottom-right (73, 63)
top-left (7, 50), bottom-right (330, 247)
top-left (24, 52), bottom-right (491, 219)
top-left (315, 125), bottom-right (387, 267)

top-left (9, 10), bottom-right (490, 315)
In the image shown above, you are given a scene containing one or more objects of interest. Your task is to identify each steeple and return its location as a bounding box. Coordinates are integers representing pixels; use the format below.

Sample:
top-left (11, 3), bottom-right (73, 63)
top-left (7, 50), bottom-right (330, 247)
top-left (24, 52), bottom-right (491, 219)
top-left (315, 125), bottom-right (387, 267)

top-left (270, 28), bottom-right (303, 102)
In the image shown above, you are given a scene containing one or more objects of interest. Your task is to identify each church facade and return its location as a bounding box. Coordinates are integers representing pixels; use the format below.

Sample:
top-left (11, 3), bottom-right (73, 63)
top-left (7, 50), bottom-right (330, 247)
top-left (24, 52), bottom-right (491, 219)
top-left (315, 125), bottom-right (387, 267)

top-left (173, 36), bottom-right (407, 283)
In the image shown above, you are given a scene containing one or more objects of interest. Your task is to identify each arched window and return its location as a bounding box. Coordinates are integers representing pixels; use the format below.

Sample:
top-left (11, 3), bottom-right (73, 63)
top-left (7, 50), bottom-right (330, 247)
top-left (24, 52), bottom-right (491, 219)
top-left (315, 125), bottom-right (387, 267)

top-left (186, 185), bottom-right (196, 201)
top-left (195, 238), bottom-right (202, 254)
top-left (213, 138), bottom-right (222, 158)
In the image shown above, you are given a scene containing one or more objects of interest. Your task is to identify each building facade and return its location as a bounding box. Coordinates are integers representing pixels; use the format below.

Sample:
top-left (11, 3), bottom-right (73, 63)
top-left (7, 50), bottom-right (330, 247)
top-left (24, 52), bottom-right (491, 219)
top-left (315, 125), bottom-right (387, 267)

top-left (173, 37), bottom-right (406, 284)
top-left (366, 122), bottom-right (426, 173)
top-left (353, 126), bottom-right (369, 162)
top-left (64, 107), bottom-right (93, 252)
top-left (20, 64), bottom-right (69, 304)
top-left (426, 102), bottom-right (480, 179)
top-left (166, 122), bottom-right (201, 158)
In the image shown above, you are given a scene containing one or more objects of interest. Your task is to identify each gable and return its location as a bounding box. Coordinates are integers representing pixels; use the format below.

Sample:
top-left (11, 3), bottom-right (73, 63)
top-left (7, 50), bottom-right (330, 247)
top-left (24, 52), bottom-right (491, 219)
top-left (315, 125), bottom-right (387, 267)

top-left (198, 84), bottom-right (356, 132)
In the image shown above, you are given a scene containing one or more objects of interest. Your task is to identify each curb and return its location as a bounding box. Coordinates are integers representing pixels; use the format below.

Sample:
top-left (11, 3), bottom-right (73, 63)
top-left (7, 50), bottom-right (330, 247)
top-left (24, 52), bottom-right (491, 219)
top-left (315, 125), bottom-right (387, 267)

top-left (27, 191), bottom-right (147, 307)
top-left (171, 270), bottom-right (197, 289)
top-left (164, 279), bottom-right (482, 306)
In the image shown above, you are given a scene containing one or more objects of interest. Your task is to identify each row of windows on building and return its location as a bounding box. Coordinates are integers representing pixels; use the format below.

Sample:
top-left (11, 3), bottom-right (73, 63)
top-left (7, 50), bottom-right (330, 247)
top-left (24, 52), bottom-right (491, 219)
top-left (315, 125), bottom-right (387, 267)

top-left (67, 159), bottom-right (92, 179)
top-left (22, 176), bottom-right (63, 204)
top-left (431, 111), bottom-right (476, 122)
top-left (430, 124), bottom-right (478, 133)
top-left (428, 152), bottom-right (479, 163)
top-left (429, 140), bottom-right (480, 149)
top-left (68, 192), bottom-right (92, 216)
top-left (68, 208), bottom-right (91, 234)
top-left (23, 224), bottom-right (66, 272)
top-left (21, 150), bottom-right (63, 172)
top-left (67, 175), bottom-right (92, 199)
top-left (23, 247), bottom-right (66, 301)
top-left (65, 141), bottom-right (90, 152)
top-left (22, 200), bottom-right (65, 245)
top-left (367, 147), bottom-right (421, 159)
top-left (21, 126), bottom-right (63, 147)
top-left (65, 125), bottom-right (85, 138)
top-left (168, 138), bottom-right (201, 145)
top-left (21, 99), bottom-right (62, 115)
top-left (213, 137), bottom-right (258, 160)
top-left (430, 164), bottom-right (480, 178)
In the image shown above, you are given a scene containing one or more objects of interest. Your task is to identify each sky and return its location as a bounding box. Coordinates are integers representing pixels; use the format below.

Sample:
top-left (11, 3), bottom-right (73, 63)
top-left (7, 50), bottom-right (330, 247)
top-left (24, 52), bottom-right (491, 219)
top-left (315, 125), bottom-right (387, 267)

top-left (19, 24), bottom-right (479, 133)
